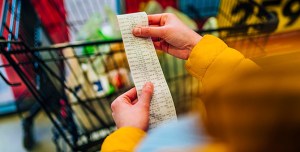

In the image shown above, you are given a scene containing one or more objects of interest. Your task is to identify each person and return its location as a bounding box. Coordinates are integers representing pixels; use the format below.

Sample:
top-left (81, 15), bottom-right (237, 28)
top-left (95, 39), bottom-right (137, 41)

top-left (101, 13), bottom-right (300, 151)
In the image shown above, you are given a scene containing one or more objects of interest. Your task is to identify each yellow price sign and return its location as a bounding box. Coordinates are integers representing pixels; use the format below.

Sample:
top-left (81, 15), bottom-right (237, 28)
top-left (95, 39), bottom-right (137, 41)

top-left (218, 0), bottom-right (300, 34)
top-left (256, 0), bottom-right (300, 33)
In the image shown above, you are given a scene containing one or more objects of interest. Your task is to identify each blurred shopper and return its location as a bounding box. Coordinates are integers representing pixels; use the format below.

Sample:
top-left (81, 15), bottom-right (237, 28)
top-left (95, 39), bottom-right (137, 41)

top-left (101, 13), bottom-right (300, 152)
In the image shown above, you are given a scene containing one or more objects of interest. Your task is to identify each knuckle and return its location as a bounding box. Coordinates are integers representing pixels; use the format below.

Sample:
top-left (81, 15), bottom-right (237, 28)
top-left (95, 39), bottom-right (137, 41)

top-left (164, 13), bottom-right (175, 19)
top-left (143, 87), bottom-right (153, 95)
top-left (111, 100), bottom-right (118, 111)
top-left (169, 13), bottom-right (175, 18)
top-left (143, 27), bottom-right (151, 35)
top-left (142, 104), bottom-right (150, 109)
top-left (160, 27), bottom-right (167, 37)
top-left (163, 13), bottom-right (172, 17)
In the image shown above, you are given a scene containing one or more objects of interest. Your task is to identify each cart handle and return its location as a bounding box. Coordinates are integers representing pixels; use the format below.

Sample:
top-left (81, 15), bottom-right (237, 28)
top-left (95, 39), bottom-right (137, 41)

top-left (0, 71), bottom-right (21, 86)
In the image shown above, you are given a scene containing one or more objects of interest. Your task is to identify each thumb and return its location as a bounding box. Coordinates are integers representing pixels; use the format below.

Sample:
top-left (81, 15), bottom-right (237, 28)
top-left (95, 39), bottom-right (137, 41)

top-left (138, 82), bottom-right (154, 106)
top-left (132, 26), bottom-right (164, 38)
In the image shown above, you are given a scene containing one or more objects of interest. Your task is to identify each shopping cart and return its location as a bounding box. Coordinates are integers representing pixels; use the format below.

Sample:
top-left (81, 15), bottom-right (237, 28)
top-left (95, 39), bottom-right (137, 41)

top-left (0, 0), bottom-right (278, 151)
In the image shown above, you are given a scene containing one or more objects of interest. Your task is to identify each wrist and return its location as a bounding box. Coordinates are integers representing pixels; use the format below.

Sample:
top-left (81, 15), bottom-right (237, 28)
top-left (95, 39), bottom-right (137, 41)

top-left (188, 33), bottom-right (202, 51)
top-left (118, 123), bottom-right (148, 131)
top-left (118, 126), bottom-right (147, 132)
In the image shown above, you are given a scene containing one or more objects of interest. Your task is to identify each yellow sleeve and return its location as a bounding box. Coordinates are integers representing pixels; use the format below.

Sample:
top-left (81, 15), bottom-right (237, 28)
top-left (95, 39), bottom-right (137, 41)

top-left (101, 127), bottom-right (146, 152)
top-left (185, 35), bottom-right (260, 93)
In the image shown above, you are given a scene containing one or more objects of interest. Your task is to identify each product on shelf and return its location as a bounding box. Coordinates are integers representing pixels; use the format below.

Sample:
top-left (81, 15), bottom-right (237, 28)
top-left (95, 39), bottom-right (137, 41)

top-left (202, 17), bottom-right (219, 37)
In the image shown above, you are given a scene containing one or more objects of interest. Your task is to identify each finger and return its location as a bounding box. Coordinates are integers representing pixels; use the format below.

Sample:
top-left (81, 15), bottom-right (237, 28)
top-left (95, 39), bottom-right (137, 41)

top-left (149, 25), bottom-right (160, 28)
top-left (167, 45), bottom-right (190, 60)
top-left (131, 99), bottom-right (138, 105)
top-left (154, 41), bottom-right (189, 59)
top-left (132, 26), bottom-right (164, 38)
top-left (153, 41), bottom-right (162, 50)
top-left (122, 87), bottom-right (137, 101)
top-left (111, 88), bottom-right (137, 110)
top-left (138, 82), bottom-right (154, 106)
top-left (148, 14), bottom-right (163, 25)
top-left (153, 40), bottom-right (169, 52)
top-left (151, 37), bottom-right (160, 42)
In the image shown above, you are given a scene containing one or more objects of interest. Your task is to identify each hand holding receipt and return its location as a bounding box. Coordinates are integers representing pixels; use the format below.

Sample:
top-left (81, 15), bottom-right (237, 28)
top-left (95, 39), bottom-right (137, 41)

top-left (117, 12), bottom-right (177, 128)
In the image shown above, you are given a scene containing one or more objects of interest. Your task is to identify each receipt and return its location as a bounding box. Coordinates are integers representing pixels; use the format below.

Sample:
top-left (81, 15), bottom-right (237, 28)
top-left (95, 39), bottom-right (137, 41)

top-left (117, 12), bottom-right (177, 128)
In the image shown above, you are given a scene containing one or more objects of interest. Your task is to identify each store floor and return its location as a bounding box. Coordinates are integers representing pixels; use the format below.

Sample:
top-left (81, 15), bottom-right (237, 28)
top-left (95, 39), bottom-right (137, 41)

top-left (0, 113), bottom-right (55, 152)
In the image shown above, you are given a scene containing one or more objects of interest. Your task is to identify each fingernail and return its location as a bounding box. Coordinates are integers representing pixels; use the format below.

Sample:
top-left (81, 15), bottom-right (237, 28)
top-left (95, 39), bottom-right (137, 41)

top-left (133, 28), bottom-right (141, 35)
top-left (145, 82), bottom-right (153, 89)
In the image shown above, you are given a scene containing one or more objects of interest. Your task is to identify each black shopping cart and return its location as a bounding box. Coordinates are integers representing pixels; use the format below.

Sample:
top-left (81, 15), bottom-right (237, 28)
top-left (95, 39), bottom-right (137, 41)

top-left (0, 0), bottom-right (277, 151)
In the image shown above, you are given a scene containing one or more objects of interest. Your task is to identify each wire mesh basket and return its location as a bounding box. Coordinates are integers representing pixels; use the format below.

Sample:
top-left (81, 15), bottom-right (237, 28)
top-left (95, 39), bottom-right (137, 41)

top-left (0, 0), bottom-right (278, 151)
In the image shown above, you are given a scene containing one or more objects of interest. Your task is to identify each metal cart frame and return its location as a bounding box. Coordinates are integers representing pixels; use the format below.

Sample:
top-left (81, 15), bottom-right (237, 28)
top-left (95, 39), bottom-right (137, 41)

top-left (0, 0), bottom-right (278, 151)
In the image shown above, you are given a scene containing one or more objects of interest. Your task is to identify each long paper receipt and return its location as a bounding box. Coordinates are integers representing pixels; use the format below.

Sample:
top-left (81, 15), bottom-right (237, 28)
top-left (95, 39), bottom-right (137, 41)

top-left (117, 12), bottom-right (177, 128)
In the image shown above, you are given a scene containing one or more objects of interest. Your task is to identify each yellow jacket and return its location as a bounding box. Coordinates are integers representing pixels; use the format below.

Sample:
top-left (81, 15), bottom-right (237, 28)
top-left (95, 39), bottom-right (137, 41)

top-left (101, 35), bottom-right (259, 152)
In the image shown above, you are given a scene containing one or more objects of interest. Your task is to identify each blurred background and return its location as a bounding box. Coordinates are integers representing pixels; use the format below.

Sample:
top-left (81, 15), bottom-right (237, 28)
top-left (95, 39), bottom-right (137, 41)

top-left (0, 0), bottom-right (299, 151)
